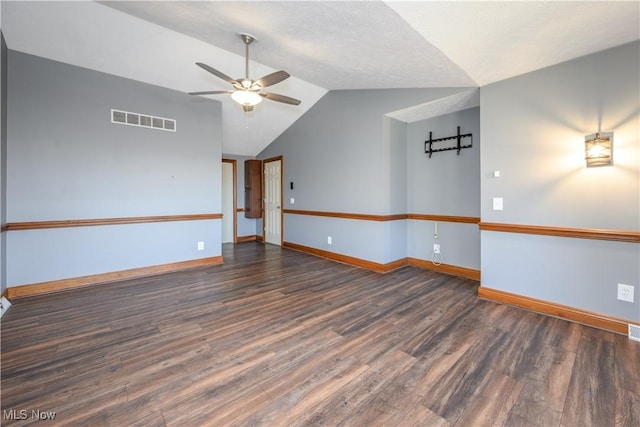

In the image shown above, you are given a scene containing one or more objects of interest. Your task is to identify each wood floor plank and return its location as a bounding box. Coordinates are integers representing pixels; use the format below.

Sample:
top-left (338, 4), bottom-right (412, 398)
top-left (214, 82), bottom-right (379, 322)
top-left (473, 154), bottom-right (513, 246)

top-left (454, 369), bottom-right (523, 427)
top-left (354, 342), bottom-right (472, 427)
top-left (560, 327), bottom-right (617, 427)
top-left (237, 357), bottom-right (370, 426)
top-left (127, 410), bottom-right (167, 427)
top-left (1, 242), bottom-right (638, 427)
top-left (376, 402), bottom-right (451, 427)
top-left (163, 332), bottom-right (351, 426)
top-left (504, 320), bottom-right (580, 426)
top-left (294, 349), bottom-right (417, 426)
top-left (615, 333), bottom-right (640, 394)
top-left (420, 327), bottom-right (511, 423)
top-left (614, 333), bottom-right (640, 427)
top-left (615, 387), bottom-right (640, 427)
top-left (1, 355), bottom-right (125, 412)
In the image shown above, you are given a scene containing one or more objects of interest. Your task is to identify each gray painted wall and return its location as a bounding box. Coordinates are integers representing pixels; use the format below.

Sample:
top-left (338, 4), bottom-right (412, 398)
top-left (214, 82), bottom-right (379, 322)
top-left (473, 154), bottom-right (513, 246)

top-left (481, 41), bottom-right (639, 321)
top-left (406, 107), bottom-right (481, 270)
top-left (1, 32), bottom-right (7, 295)
top-left (407, 107), bottom-right (480, 217)
top-left (6, 51), bottom-right (222, 287)
top-left (385, 116), bottom-right (408, 214)
top-left (259, 88), bottom-right (479, 265)
top-left (260, 88), bottom-right (466, 214)
top-left (384, 117), bottom-right (408, 261)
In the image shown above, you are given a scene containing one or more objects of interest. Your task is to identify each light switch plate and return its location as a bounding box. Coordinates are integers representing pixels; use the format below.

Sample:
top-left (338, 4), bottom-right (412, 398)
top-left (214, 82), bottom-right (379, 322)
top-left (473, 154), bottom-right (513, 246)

top-left (493, 197), bottom-right (504, 211)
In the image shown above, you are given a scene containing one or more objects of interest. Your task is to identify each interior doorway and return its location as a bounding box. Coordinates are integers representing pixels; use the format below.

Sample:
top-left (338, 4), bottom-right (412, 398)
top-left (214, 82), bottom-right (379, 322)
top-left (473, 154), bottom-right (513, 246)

top-left (263, 156), bottom-right (282, 246)
top-left (221, 159), bottom-right (236, 243)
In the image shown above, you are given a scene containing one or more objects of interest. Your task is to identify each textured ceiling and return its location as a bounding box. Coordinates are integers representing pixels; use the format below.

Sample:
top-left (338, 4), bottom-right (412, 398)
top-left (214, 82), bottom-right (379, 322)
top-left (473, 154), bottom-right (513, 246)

top-left (2, 1), bottom-right (639, 156)
top-left (100, 0), bottom-right (477, 89)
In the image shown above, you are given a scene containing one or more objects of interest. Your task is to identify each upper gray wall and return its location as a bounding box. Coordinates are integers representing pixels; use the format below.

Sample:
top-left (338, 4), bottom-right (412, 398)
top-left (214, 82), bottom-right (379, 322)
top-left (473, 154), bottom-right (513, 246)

top-left (259, 88), bottom-right (468, 215)
top-left (6, 51), bottom-right (223, 287)
top-left (384, 117), bottom-right (407, 215)
top-left (481, 41), bottom-right (639, 321)
top-left (482, 41), bottom-right (639, 230)
top-left (407, 107), bottom-right (480, 217)
top-left (1, 32), bottom-right (7, 295)
top-left (8, 51), bottom-right (221, 221)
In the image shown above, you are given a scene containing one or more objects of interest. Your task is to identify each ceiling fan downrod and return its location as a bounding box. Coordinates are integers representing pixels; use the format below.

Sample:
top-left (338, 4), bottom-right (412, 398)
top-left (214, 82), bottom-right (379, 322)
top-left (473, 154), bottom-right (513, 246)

top-left (240, 33), bottom-right (256, 84)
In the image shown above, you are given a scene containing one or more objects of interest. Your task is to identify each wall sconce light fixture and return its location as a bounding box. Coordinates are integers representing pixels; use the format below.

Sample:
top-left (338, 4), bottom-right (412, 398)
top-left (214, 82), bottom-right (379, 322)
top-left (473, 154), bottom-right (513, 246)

top-left (585, 132), bottom-right (613, 167)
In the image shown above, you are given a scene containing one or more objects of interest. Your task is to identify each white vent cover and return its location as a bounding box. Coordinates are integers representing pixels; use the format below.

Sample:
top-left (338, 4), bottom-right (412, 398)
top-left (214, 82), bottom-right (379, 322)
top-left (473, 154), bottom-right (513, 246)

top-left (111, 109), bottom-right (176, 132)
top-left (0, 297), bottom-right (12, 318)
top-left (629, 324), bottom-right (640, 342)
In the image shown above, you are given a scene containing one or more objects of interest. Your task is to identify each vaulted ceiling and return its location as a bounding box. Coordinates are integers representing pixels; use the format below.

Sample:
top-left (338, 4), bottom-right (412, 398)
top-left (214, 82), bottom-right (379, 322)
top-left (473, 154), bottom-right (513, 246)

top-left (2, 1), bottom-right (638, 156)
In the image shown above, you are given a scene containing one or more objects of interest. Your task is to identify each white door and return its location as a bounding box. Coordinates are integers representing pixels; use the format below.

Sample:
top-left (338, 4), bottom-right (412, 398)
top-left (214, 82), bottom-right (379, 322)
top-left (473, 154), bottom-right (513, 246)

top-left (264, 159), bottom-right (282, 245)
top-left (221, 161), bottom-right (235, 243)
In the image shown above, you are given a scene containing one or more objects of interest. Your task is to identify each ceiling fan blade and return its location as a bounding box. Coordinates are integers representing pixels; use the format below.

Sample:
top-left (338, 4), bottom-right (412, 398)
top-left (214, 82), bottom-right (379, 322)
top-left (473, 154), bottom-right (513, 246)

top-left (255, 70), bottom-right (290, 88)
top-left (261, 92), bottom-right (301, 106)
top-left (188, 90), bottom-right (232, 96)
top-left (195, 62), bottom-right (237, 85)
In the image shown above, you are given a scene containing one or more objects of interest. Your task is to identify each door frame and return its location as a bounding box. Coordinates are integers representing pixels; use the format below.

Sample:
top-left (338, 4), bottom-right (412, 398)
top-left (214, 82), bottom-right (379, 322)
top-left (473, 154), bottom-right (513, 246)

top-left (262, 155), bottom-right (283, 245)
top-left (222, 158), bottom-right (237, 243)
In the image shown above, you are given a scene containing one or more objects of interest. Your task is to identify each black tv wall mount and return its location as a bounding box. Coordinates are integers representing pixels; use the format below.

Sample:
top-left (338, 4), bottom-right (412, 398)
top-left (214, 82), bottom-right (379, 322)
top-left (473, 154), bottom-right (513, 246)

top-left (425, 126), bottom-right (472, 158)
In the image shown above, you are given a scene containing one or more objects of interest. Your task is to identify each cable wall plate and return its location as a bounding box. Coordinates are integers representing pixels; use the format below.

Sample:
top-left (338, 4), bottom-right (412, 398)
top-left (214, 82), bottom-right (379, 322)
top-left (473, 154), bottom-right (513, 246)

top-left (111, 109), bottom-right (176, 132)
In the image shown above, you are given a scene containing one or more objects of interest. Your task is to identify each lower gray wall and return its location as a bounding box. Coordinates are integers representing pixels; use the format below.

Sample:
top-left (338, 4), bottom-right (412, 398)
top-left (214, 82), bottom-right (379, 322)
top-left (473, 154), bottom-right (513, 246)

top-left (6, 51), bottom-right (222, 287)
top-left (7, 221), bottom-right (221, 285)
top-left (284, 214), bottom-right (388, 262)
top-left (481, 41), bottom-right (639, 321)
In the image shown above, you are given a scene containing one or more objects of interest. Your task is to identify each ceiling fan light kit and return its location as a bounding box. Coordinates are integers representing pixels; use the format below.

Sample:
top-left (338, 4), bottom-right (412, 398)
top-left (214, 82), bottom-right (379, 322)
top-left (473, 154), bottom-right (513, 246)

top-left (231, 90), bottom-right (262, 107)
top-left (189, 33), bottom-right (301, 112)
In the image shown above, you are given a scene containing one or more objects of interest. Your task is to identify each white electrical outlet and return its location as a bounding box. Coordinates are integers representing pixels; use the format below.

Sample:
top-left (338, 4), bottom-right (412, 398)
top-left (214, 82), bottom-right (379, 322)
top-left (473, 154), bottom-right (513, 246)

top-left (433, 244), bottom-right (440, 254)
top-left (327, 236), bottom-right (332, 245)
top-left (197, 241), bottom-right (205, 251)
top-left (617, 283), bottom-right (634, 303)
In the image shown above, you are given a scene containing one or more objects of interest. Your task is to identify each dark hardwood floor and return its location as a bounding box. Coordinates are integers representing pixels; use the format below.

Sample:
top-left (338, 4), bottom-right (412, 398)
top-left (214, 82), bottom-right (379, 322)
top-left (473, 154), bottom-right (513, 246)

top-left (1, 242), bottom-right (639, 426)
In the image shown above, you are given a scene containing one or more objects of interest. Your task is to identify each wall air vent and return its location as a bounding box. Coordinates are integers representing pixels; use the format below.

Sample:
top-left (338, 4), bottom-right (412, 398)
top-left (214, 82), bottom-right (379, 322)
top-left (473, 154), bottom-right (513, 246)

top-left (0, 296), bottom-right (12, 318)
top-left (630, 324), bottom-right (640, 342)
top-left (111, 109), bottom-right (176, 132)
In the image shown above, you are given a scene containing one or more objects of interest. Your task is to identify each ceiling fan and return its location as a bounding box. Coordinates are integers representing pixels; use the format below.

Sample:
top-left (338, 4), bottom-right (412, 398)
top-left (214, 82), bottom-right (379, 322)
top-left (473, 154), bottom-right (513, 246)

top-left (189, 33), bottom-right (301, 112)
